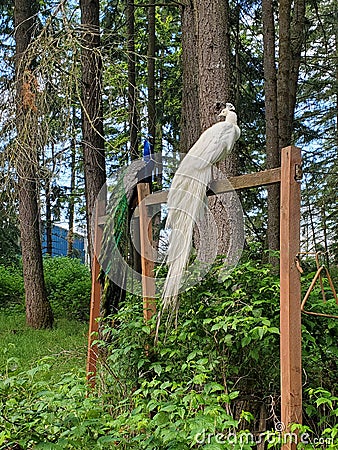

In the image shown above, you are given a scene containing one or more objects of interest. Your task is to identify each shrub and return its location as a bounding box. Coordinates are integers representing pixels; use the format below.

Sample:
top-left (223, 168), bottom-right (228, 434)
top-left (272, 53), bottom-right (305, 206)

top-left (0, 265), bottom-right (24, 308)
top-left (43, 257), bottom-right (91, 321)
top-left (1, 258), bottom-right (338, 449)
top-left (97, 258), bottom-right (338, 448)
top-left (97, 260), bottom-right (282, 447)
top-left (0, 258), bottom-right (91, 320)
top-left (0, 360), bottom-right (114, 449)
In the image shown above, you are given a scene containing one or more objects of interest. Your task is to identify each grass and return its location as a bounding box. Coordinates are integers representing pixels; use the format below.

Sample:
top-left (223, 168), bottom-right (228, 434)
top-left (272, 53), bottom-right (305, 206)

top-left (0, 309), bottom-right (88, 379)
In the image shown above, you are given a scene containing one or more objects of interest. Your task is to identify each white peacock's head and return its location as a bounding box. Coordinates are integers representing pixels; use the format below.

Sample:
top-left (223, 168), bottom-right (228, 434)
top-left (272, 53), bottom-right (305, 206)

top-left (218, 108), bottom-right (228, 117)
top-left (225, 102), bottom-right (236, 111)
top-left (218, 103), bottom-right (236, 118)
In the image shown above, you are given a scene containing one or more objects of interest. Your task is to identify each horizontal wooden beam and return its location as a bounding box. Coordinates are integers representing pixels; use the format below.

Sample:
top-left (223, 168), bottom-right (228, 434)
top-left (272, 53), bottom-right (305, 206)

top-left (98, 167), bottom-right (282, 224)
top-left (210, 167), bottom-right (281, 194)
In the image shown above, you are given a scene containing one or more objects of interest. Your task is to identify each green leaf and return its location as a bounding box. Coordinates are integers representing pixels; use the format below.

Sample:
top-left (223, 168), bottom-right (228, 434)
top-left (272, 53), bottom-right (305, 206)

top-left (204, 382), bottom-right (225, 394)
top-left (316, 397), bottom-right (333, 408)
top-left (153, 411), bottom-right (169, 426)
top-left (161, 404), bottom-right (177, 413)
top-left (0, 431), bottom-right (9, 446)
top-left (241, 335), bottom-right (251, 347)
top-left (137, 358), bottom-right (146, 370)
top-left (229, 391), bottom-right (240, 400)
top-left (151, 363), bottom-right (162, 376)
top-left (97, 435), bottom-right (120, 445)
top-left (268, 327), bottom-right (280, 334)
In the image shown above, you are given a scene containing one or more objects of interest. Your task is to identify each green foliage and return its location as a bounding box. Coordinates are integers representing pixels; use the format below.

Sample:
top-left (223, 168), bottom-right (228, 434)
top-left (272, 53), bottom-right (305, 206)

top-left (43, 257), bottom-right (91, 321)
top-left (95, 260), bottom-right (281, 447)
top-left (292, 388), bottom-right (338, 449)
top-left (0, 362), bottom-right (113, 449)
top-left (0, 185), bottom-right (20, 266)
top-left (96, 258), bottom-right (338, 448)
top-left (1, 259), bottom-right (338, 448)
top-left (0, 264), bottom-right (24, 308)
top-left (0, 257), bottom-right (90, 320)
top-left (0, 216), bottom-right (20, 266)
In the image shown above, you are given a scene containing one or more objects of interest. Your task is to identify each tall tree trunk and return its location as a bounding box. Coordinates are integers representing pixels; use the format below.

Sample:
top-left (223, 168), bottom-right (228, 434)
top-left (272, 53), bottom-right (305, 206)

top-left (14, 0), bottom-right (53, 328)
top-left (262, 0), bottom-right (280, 258)
top-left (289, 0), bottom-right (306, 125)
top-left (193, 0), bottom-right (231, 131)
top-left (147, 4), bottom-right (163, 253)
top-left (193, 0), bottom-right (241, 259)
top-left (80, 0), bottom-right (106, 263)
top-left (147, 3), bottom-right (156, 148)
top-left (263, 0), bottom-right (305, 259)
top-left (234, 3), bottom-right (241, 109)
top-left (277, 0), bottom-right (305, 148)
top-left (67, 132), bottom-right (76, 257)
top-left (45, 177), bottom-right (53, 256)
top-left (180, 1), bottom-right (200, 153)
top-left (127, 0), bottom-right (139, 159)
top-left (277, 0), bottom-right (292, 149)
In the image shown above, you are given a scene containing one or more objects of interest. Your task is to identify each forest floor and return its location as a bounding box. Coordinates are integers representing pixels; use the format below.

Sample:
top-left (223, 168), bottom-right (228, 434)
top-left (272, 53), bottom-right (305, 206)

top-left (0, 310), bottom-right (87, 379)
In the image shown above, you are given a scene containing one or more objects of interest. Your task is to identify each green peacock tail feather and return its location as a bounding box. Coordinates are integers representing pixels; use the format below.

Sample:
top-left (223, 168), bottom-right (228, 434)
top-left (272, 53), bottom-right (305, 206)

top-left (99, 160), bottom-right (147, 319)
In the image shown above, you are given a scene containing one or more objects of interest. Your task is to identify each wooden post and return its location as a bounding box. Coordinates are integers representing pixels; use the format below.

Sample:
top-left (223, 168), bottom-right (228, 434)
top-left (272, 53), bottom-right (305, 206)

top-left (137, 183), bottom-right (156, 321)
top-left (280, 146), bottom-right (302, 448)
top-left (86, 199), bottom-right (105, 387)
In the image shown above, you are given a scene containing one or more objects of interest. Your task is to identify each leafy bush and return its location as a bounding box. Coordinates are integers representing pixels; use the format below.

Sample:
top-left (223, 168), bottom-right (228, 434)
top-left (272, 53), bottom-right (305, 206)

top-left (1, 361), bottom-right (338, 449)
top-left (0, 210), bottom-right (20, 266)
top-left (0, 265), bottom-right (24, 308)
top-left (0, 258), bottom-right (90, 320)
top-left (43, 257), bottom-right (91, 321)
top-left (96, 260), bottom-right (282, 447)
top-left (0, 359), bottom-right (255, 449)
top-left (0, 360), bottom-right (115, 449)
top-left (96, 258), bottom-right (338, 448)
top-left (1, 258), bottom-right (338, 449)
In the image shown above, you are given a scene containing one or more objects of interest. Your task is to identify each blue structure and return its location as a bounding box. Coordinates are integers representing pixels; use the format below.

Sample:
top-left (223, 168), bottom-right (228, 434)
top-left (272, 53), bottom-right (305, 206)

top-left (42, 224), bottom-right (86, 263)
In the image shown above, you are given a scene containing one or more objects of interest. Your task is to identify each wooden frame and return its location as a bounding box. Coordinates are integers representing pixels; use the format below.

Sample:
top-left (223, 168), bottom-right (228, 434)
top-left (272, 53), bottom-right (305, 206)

top-left (279, 146), bottom-right (302, 449)
top-left (137, 183), bottom-right (156, 321)
top-left (86, 146), bottom-right (302, 448)
top-left (86, 198), bottom-right (105, 387)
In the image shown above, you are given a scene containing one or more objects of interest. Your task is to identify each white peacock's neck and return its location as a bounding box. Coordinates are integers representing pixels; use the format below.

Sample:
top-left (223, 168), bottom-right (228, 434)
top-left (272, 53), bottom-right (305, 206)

top-left (225, 110), bottom-right (238, 125)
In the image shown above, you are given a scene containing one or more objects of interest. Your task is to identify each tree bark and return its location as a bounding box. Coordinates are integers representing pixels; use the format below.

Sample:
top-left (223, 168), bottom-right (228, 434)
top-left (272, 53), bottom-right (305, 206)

top-left (262, 0), bottom-right (280, 257)
top-left (180, 1), bottom-right (200, 153)
top-left (264, 0), bottom-right (305, 259)
top-left (67, 131), bottom-right (76, 257)
top-left (193, 0), bottom-right (231, 131)
top-left (193, 0), bottom-right (241, 259)
top-left (277, 0), bottom-right (292, 149)
top-left (45, 177), bottom-right (53, 256)
top-left (14, 0), bottom-right (53, 328)
top-left (277, 0), bottom-right (305, 149)
top-left (127, 0), bottom-right (139, 159)
top-left (289, 0), bottom-right (306, 121)
top-left (234, 3), bottom-right (241, 108)
top-left (80, 0), bottom-right (106, 263)
top-left (147, 3), bottom-right (156, 148)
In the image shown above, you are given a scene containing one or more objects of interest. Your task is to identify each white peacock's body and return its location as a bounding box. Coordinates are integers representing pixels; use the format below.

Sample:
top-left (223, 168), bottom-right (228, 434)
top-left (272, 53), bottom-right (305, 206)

top-left (162, 103), bottom-right (241, 312)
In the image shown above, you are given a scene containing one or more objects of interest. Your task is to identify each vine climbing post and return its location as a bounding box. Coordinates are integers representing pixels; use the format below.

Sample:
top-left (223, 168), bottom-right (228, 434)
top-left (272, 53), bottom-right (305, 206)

top-left (280, 146), bottom-right (302, 449)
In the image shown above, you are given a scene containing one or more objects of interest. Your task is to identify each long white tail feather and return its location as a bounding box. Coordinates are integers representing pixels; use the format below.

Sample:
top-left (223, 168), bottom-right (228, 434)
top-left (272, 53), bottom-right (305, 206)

top-left (161, 110), bottom-right (240, 319)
